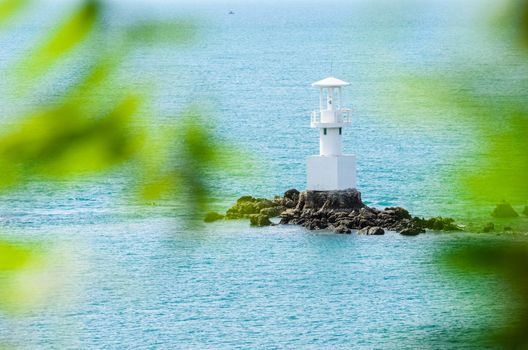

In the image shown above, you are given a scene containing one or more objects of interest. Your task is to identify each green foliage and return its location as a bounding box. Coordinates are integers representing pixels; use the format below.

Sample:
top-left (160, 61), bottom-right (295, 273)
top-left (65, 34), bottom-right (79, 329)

top-left (0, 239), bottom-right (49, 314)
top-left (0, 95), bottom-right (143, 187)
top-left (434, 2), bottom-right (528, 348)
top-left (497, 0), bottom-right (528, 49)
top-left (0, 0), bottom-right (241, 327)
top-left (464, 110), bottom-right (528, 205)
top-left (394, 75), bottom-right (528, 208)
top-left (139, 108), bottom-right (245, 221)
top-left (444, 243), bottom-right (528, 348)
top-left (0, 0), bottom-right (237, 212)
top-left (225, 195), bottom-right (281, 219)
top-left (388, 3), bottom-right (528, 211)
top-left (0, 239), bottom-right (36, 272)
top-left (17, 0), bottom-right (100, 80)
top-left (126, 21), bottom-right (197, 45)
top-left (0, 0), bottom-right (27, 27)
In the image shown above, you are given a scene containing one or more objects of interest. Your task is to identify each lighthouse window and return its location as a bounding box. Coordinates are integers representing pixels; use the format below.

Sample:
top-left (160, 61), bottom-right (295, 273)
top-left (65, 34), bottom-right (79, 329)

top-left (339, 128), bottom-right (342, 135)
top-left (323, 128), bottom-right (327, 135)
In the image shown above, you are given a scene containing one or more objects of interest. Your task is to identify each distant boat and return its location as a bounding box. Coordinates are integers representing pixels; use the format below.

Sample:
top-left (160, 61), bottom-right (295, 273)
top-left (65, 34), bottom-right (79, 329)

top-left (228, 10), bottom-right (235, 15)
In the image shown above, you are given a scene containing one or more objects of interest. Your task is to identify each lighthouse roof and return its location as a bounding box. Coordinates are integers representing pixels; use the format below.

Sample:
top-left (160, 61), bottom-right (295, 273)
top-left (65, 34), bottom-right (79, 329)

top-left (312, 77), bottom-right (350, 88)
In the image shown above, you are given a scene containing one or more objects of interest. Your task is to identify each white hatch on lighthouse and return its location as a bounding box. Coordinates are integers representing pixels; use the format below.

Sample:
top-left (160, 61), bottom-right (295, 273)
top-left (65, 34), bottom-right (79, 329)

top-left (307, 77), bottom-right (357, 191)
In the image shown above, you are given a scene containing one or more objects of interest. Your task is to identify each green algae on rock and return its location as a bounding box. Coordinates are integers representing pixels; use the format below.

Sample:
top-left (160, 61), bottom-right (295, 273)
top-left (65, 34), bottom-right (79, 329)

top-left (249, 214), bottom-right (273, 227)
top-left (204, 212), bottom-right (224, 223)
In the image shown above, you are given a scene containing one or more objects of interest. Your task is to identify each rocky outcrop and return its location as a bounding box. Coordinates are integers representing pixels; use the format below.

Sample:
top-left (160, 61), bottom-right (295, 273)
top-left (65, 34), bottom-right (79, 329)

top-left (295, 189), bottom-right (364, 211)
top-left (400, 227), bottom-right (424, 236)
top-left (280, 200), bottom-right (427, 235)
top-left (211, 188), bottom-right (461, 236)
top-left (249, 214), bottom-right (272, 227)
top-left (358, 226), bottom-right (385, 235)
top-left (260, 206), bottom-right (285, 218)
top-left (225, 196), bottom-right (283, 220)
top-left (412, 217), bottom-right (461, 231)
top-left (491, 201), bottom-right (519, 218)
top-left (283, 189), bottom-right (300, 208)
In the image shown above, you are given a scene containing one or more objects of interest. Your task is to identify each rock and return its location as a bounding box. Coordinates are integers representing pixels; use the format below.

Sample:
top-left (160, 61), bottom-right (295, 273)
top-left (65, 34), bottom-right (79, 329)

top-left (249, 214), bottom-right (272, 227)
top-left (260, 206), bottom-right (285, 218)
top-left (348, 209), bottom-right (359, 218)
top-left (226, 195), bottom-right (280, 219)
top-left (307, 219), bottom-right (325, 230)
top-left (296, 189), bottom-right (364, 211)
top-left (491, 201), bottom-right (519, 218)
top-left (358, 207), bottom-right (376, 220)
top-left (358, 227), bottom-right (369, 234)
top-left (482, 222), bottom-right (494, 233)
top-left (283, 198), bottom-right (296, 208)
top-left (272, 196), bottom-right (283, 205)
top-left (224, 188), bottom-right (462, 235)
top-left (284, 188), bottom-right (300, 203)
top-left (400, 226), bottom-right (424, 236)
top-left (236, 195), bottom-right (254, 204)
top-left (523, 206), bottom-right (528, 217)
top-left (358, 218), bottom-right (373, 228)
top-left (225, 199), bottom-right (259, 219)
top-left (337, 219), bottom-right (354, 229)
top-left (204, 212), bottom-right (224, 223)
top-left (358, 226), bottom-right (385, 235)
top-left (225, 209), bottom-right (242, 219)
top-left (280, 189), bottom-right (301, 208)
top-left (384, 207), bottom-right (412, 220)
top-left (279, 208), bottom-right (299, 224)
top-left (334, 224), bottom-right (351, 234)
top-left (369, 226), bottom-right (385, 235)
top-left (256, 200), bottom-right (275, 211)
top-left (240, 202), bottom-right (259, 215)
top-left (414, 217), bottom-right (461, 231)
top-left (280, 208), bottom-right (298, 217)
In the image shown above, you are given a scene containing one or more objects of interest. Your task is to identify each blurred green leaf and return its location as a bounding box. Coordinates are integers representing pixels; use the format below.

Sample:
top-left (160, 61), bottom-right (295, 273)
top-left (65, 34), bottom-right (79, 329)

top-left (0, 239), bottom-right (49, 315)
top-left (67, 55), bottom-right (122, 100)
top-left (0, 239), bottom-right (79, 315)
top-left (393, 72), bottom-right (528, 209)
top-left (17, 0), bottom-right (100, 80)
top-left (0, 239), bottom-right (34, 271)
top-left (503, 0), bottom-right (528, 49)
top-left (126, 21), bottom-right (196, 45)
top-left (138, 108), bottom-right (247, 221)
top-left (0, 0), bottom-right (28, 27)
top-left (445, 242), bottom-right (528, 348)
top-left (464, 114), bottom-right (528, 204)
top-left (0, 94), bottom-right (143, 187)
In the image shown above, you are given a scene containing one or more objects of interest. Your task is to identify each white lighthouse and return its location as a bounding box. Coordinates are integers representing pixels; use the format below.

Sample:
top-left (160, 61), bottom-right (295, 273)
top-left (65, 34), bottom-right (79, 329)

top-left (307, 77), bottom-right (357, 191)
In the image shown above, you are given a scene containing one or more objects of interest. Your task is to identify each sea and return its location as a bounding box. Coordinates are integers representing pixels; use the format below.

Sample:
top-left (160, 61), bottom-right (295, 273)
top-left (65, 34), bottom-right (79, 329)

top-left (0, 0), bottom-right (526, 348)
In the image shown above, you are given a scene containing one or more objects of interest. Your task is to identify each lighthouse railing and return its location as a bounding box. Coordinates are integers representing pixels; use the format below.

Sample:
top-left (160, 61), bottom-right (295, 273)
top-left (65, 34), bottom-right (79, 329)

top-left (311, 111), bottom-right (319, 124)
top-left (310, 109), bottom-right (352, 126)
top-left (338, 108), bottom-right (352, 124)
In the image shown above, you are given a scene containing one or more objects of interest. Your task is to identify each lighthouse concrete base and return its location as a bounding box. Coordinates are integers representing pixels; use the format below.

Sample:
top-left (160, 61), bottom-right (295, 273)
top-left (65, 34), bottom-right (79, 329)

top-left (306, 155), bottom-right (357, 191)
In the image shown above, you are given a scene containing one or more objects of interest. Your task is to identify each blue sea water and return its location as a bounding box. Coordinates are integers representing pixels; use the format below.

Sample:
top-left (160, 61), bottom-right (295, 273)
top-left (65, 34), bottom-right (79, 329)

top-left (0, 0), bottom-right (527, 349)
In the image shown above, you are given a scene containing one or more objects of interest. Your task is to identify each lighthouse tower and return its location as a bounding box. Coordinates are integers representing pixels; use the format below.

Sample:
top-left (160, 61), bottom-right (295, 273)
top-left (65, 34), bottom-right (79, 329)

top-left (307, 77), bottom-right (357, 191)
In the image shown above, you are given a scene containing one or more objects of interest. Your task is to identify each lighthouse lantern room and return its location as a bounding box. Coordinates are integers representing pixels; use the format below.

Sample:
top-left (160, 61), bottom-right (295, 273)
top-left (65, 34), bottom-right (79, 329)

top-left (307, 77), bottom-right (357, 191)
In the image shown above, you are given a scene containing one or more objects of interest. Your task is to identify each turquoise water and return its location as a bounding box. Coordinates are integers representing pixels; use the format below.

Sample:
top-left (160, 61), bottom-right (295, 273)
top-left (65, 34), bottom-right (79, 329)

top-left (0, 223), bottom-right (516, 349)
top-left (0, 0), bottom-right (526, 348)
